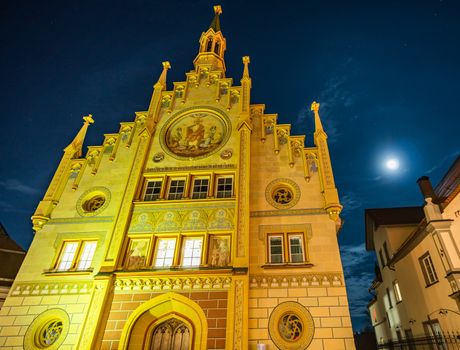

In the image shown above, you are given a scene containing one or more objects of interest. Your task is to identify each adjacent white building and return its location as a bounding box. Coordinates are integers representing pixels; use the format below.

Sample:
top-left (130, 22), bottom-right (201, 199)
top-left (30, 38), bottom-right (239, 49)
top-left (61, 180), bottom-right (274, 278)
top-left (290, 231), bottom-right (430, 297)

top-left (366, 156), bottom-right (460, 347)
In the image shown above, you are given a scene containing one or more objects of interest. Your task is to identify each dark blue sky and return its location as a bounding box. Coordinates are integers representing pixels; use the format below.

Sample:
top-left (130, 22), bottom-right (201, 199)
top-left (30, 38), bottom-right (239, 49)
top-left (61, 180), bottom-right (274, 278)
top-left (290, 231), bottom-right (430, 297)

top-left (1, 0), bottom-right (459, 331)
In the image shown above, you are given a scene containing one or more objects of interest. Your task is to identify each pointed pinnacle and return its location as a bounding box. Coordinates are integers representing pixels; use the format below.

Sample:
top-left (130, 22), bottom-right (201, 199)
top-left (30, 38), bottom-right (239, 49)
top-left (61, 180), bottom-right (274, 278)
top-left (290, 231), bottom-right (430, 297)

top-left (242, 56), bottom-right (250, 79)
top-left (210, 5), bottom-right (222, 32)
top-left (311, 101), bottom-right (324, 132)
top-left (155, 61), bottom-right (171, 88)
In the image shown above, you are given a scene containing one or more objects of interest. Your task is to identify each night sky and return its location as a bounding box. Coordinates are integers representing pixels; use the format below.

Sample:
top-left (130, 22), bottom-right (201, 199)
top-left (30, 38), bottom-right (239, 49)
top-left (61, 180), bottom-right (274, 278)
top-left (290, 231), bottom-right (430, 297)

top-left (1, 0), bottom-right (459, 331)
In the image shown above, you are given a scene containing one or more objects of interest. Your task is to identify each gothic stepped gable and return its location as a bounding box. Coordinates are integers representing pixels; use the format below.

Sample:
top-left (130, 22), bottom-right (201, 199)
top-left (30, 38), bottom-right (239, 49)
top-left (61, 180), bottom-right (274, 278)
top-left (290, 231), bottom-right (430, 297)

top-left (2, 5), bottom-right (355, 350)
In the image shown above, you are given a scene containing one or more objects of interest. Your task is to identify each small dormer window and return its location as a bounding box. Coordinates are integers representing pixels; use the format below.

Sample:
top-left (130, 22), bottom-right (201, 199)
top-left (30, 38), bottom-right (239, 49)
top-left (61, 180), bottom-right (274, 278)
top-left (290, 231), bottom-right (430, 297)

top-left (206, 38), bottom-right (213, 52)
top-left (214, 40), bottom-right (220, 55)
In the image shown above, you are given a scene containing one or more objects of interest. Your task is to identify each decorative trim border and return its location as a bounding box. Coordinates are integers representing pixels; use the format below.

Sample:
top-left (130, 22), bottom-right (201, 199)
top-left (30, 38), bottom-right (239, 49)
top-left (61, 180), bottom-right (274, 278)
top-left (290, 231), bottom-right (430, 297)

top-left (114, 276), bottom-right (232, 292)
top-left (249, 273), bottom-right (343, 288)
top-left (146, 164), bottom-right (236, 173)
top-left (47, 216), bottom-right (115, 225)
top-left (250, 208), bottom-right (326, 217)
top-left (10, 281), bottom-right (93, 296)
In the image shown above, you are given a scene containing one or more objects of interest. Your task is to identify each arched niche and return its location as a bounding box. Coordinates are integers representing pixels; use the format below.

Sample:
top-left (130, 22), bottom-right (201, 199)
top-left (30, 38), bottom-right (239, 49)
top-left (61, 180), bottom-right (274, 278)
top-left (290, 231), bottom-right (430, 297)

top-left (119, 292), bottom-right (208, 350)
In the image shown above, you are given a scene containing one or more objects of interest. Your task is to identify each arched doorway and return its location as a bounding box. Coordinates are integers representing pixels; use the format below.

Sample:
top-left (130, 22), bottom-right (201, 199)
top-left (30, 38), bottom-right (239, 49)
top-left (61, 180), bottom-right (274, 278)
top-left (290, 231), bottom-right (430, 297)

top-left (151, 317), bottom-right (190, 350)
top-left (119, 292), bottom-right (208, 350)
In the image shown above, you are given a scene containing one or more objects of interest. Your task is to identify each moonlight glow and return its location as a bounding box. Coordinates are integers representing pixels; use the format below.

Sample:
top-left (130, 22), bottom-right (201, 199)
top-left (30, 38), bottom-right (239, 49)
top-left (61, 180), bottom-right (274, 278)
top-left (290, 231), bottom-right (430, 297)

top-left (385, 158), bottom-right (400, 171)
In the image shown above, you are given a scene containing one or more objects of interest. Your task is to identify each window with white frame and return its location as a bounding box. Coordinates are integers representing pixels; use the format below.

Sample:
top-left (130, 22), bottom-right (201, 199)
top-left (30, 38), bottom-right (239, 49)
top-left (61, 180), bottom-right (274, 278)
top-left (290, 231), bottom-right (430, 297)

top-left (268, 232), bottom-right (307, 264)
top-left (288, 234), bottom-right (305, 263)
top-left (191, 178), bottom-right (209, 199)
top-left (167, 179), bottom-right (186, 200)
top-left (419, 252), bottom-right (438, 286)
top-left (56, 240), bottom-right (97, 271)
top-left (181, 237), bottom-right (203, 267)
top-left (154, 238), bottom-right (176, 267)
top-left (144, 180), bottom-right (163, 201)
top-left (393, 280), bottom-right (402, 303)
top-left (216, 176), bottom-right (233, 198)
top-left (269, 235), bottom-right (284, 263)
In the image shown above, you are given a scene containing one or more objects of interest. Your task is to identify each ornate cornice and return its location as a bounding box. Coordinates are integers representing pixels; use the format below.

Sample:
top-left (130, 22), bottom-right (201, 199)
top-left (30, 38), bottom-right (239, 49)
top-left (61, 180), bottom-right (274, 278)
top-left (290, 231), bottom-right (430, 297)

top-left (114, 276), bottom-right (232, 292)
top-left (47, 216), bottom-right (115, 225)
top-left (249, 273), bottom-right (343, 288)
top-left (250, 208), bottom-right (326, 217)
top-left (145, 163), bottom-right (236, 173)
top-left (10, 281), bottom-right (93, 296)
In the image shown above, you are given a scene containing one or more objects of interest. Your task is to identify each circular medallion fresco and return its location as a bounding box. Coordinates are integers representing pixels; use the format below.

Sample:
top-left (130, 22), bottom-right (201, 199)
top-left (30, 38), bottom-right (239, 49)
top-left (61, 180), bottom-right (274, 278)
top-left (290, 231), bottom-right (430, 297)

top-left (160, 108), bottom-right (231, 160)
top-left (269, 302), bottom-right (314, 350)
top-left (265, 178), bottom-right (301, 209)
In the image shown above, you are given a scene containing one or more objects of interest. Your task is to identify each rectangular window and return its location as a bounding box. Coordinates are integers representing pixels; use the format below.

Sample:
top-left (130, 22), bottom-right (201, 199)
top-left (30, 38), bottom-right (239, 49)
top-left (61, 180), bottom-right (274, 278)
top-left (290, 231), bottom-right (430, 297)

top-left (167, 179), bottom-right (185, 200)
top-left (155, 238), bottom-right (176, 267)
top-left (419, 252), bottom-right (439, 286)
top-left (216, 176), bottom-right (233, 198)
top-left (144, 180), bottom-right (163, 201)
top-left (56, 240), bottom-right (97, 271)
top-left (393, 280), bottom-right (403, 303)
top-left (269, 236), bottom-right (284, 263)
top-left (288, 234), bottom-right (304, 263)
top-left (181, 237), bottom-right (203, 267)
top-left (57, 242), bottom-right (79, 271)
top-left (191, 178), bottom-right (209, 199)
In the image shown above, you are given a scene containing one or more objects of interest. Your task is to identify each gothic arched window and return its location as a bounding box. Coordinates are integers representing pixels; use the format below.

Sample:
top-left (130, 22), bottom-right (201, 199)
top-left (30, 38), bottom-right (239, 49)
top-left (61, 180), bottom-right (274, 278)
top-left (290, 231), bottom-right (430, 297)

top-left (150, 318), bottom-right (190, 350)
top-left (214, 40), bottom-right (220, 55)
top-left (206, 38), bottom-right (213, 52)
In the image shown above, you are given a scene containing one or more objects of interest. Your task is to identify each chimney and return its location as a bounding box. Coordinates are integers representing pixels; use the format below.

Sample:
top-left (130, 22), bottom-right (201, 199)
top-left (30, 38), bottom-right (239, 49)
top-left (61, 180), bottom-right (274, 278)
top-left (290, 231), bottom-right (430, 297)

top-left (416, 176), bottom-right (438, 202)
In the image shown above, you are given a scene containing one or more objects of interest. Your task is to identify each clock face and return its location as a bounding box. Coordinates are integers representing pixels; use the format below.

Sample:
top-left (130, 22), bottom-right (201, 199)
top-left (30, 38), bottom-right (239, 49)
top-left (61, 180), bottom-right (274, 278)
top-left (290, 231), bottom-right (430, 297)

top-left (161, 108), bottom-right (230, 159)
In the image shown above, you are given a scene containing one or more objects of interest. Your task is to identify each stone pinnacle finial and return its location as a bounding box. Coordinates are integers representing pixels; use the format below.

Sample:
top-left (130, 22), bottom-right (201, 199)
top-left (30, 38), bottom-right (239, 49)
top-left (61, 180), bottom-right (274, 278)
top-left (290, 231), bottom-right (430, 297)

top-left (83, 114), bottom-right (94, 124)
top-left (311, 101), bottom-right (324, 133)
top-left (311, 101), bottom-right (320, 112)
top-left (214, 5), bottom-right (222, 15)
top-left (242, 56), bottom-right (250, 78)
top-left (155, 61), bottom-right (171, 88)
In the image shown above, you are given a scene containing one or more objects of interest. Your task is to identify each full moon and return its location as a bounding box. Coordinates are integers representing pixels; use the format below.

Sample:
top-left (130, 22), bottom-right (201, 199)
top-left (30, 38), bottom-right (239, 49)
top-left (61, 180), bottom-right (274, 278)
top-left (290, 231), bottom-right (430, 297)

top-left (385, 158), bottom-right (400, 170)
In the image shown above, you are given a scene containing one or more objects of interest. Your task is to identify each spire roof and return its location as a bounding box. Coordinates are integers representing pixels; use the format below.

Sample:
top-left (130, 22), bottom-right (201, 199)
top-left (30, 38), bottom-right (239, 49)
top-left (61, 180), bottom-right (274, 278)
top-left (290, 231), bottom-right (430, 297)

top-left (210, 5), bottom-right (222, 32)
top-left (64, 114), bottom-right (94, 158)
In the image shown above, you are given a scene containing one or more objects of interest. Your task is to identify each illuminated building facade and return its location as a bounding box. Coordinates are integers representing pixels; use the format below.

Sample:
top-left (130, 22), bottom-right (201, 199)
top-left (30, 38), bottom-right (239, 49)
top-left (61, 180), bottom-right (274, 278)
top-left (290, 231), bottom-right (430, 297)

top-left (366, 157), bottom-right (460, 346)
top-left (0, 6), bottom-right (354, 350)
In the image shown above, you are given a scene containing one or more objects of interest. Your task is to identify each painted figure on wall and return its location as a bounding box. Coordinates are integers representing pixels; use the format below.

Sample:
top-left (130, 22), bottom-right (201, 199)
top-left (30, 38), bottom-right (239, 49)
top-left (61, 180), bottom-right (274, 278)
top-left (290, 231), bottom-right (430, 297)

top-left (209, 236), bottom-right (230, 267)
top-left (165, 112), bottom-right (226, 158)
top-left (126, 239), bottom-right (149, 269)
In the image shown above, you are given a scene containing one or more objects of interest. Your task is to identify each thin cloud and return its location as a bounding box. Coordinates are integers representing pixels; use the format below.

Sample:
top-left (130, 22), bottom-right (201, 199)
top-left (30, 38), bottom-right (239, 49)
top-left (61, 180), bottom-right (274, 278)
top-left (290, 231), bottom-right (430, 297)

top-left (341, 192), bottom-right (363, 214)
top-left (0, 179), bottom-right (39, 195)
top-left (424, 151), bottom-right (459, 175)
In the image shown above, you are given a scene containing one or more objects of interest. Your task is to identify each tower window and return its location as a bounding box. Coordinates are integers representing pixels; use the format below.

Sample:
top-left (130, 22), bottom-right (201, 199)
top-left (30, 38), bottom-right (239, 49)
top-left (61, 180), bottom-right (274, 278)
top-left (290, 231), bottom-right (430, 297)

top-left (191, 178), bottom-right (209, 199)
top-left (144, 180), bottom-right (163, 201)
top-left (216, 176), bottom-right (233, 198)
top-left (206, 38), bottom-right (213, 52)
top-left (154, 238), bottom-right (176, 267)
top-left (57, 242), bottom-right (79, 271)
top-left (214, 40), bottom-right (220, 55)
top-left (167, 179), bottom-right (186, 200)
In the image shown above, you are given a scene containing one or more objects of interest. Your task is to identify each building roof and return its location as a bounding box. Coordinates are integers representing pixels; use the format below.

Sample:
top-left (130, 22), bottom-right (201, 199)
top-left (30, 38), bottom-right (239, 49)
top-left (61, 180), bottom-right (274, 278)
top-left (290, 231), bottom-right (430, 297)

top-left (364, 207), bottom-right (424, 251)
top-left (0, 223), bottom-right (25, 252)
top-left (435, 155), bottom-right (460, 208)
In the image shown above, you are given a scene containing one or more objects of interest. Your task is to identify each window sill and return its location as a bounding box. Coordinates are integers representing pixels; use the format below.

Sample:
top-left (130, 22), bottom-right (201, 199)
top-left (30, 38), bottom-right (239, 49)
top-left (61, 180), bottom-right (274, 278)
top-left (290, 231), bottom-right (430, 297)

top-left (261, 263), bottom-right (314, 269)
top-left (116, 266), bottom-right (234, 274)
top-left (43, 268), bottom-right (94, 276)
top-left (136, 196), bottom-right (236, 204)
top-left (425, 280), bottom-right (439, 288)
